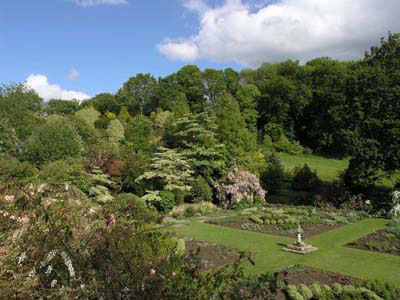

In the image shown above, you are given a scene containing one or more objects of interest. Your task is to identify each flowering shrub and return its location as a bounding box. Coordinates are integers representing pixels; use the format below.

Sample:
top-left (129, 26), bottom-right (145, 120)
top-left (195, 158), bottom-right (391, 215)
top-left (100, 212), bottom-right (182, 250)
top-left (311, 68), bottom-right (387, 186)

top-left (215, 167), bottom-right (266, 209)
top-left (0, 184), bottom-right (252, 299)
top-left (389, 190), bottom-right (400, 217)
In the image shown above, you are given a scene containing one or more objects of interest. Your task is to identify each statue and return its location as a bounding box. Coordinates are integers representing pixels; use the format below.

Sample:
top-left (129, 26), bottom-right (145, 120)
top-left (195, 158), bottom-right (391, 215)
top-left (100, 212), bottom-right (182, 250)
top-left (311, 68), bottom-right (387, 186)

top-left (282, 223), bottom-right (318, 255)
top-left (296, 224), bottom-right (303, 245)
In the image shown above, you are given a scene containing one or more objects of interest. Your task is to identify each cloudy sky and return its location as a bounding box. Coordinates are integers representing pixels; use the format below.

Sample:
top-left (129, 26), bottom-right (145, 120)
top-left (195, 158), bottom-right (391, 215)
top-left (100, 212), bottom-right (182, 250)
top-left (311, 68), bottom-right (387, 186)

top-left (1, 0), bottom-right (399, 101)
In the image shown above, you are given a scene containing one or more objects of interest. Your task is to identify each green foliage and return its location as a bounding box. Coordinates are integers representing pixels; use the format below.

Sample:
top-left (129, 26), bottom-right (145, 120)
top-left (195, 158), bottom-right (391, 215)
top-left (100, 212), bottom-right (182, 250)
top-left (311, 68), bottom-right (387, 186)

top-left (236, 84), bottom-right (260, 131)
top-left (0, 118), bottom-right (22, 157)
top-left (74, 106), bottom-right (101, 128)
top-left (117, 73), bottom-right (158, 115)
top-left (260, 156), bottom-right (287, 194)
top-left (106, 119), bottom-right (125, 143)
top-left (176, 65), bottom-right (205, 113)
top-left (44, 99), bottom-right (80, 115)
top-left (82, 93), bottom-right (119, 114)
top-left (0, 156), bottom-right (37, 183)
top-left (121, 151), bottom-right (149, 195)
top-left (68, 115), bottom-right (100, 145)
top-left (292, 164), bottom-right (322, 192)
top-left (215, 92), bottom-right (257, 167)
top-left (157, 190), bottom-right (175, 213)
top-left (125, 114), bottom-right (153, 152)
top-left (136, 147), bottom-right (194, 192)
top-left (172, 92), bottom-right (191, 118)
top-left (24, 116), bottom-right (84, 165)
top-left (191, 176), bottom-right (213, 203)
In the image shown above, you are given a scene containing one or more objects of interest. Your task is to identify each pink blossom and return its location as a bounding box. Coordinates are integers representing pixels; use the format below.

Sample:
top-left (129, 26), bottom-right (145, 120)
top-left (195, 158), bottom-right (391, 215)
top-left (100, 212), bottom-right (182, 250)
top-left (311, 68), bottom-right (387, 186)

top-left (149, 268), bottom-right (156, 276)
top-left (21, 216), bottom-right (30, 224)
top-left (10, 215), bottom-right (16, 220)
top-left (4, 195), bottom-right (15, 202)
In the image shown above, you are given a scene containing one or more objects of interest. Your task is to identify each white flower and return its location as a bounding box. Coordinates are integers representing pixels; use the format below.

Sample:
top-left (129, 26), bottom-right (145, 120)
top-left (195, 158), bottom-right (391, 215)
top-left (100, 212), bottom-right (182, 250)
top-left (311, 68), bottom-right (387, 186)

top-left (51, 279), bottom-right (57, 288)
top-left (61, 251), bottom-right (75, 278)
top-left (45, 265), bottom-right (53, 275)
top-left (17, 252), bottom-right (26, 267)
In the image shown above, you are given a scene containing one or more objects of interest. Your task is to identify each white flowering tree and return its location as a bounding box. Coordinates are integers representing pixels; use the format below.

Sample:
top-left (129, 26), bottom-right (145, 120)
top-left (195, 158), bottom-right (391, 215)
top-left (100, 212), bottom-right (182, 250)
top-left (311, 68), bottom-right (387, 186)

top-left (215, 167), bottom-right (266, 209)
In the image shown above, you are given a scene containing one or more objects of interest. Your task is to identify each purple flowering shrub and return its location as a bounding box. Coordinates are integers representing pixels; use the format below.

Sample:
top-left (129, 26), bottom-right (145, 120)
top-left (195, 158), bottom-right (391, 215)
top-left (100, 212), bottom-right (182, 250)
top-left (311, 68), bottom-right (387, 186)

top-left (215, 167), bottom-right (267, 209)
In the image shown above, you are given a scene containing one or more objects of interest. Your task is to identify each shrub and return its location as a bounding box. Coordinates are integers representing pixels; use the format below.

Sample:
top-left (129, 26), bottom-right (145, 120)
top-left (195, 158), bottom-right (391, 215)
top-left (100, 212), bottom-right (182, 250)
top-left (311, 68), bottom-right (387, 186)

top-left (249, 215), bottom-right (263, 224)
top-left (260, 158), bottom-right (287, 194)
top-left (156, 190), bottom-right (175, 213)
top-left (184, 206), bottom-right (196, 217)
top-left (298, 284), bottom-right (313, 300)
top-left (292, 164), bottom-right (322, 192)
top-left (24, 116), bottom-right (84, 165)
top-left (0, 156), bottom-right (37, 183)
top-left (286, 285), bottom-right (305, 300)
top-left (191, 176), bottom-right (213, 203)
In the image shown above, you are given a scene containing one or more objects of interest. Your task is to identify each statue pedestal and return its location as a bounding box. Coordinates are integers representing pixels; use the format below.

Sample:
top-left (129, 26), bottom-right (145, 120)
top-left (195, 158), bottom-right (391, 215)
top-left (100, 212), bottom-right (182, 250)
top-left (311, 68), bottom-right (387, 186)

top-left (282, 242), bottom-right (318, 255)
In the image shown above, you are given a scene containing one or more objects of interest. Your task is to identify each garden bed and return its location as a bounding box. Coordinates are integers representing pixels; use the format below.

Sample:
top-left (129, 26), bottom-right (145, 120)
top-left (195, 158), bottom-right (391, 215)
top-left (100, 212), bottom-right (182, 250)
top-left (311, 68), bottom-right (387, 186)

top-left (212, 219), bottom-right (345, 238)
top-left (277, 265), bottom-right (359, 286)
top-left (184, 237), bottom-right (250, 270)
top-left (346, 229), bottom-right (400, 256)
top-left (207, 205), bottom-right (367, 238)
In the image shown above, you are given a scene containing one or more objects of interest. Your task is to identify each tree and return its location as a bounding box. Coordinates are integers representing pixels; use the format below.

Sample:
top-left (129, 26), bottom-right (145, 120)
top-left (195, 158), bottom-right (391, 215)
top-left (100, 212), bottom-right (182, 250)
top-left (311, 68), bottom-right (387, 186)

top-left (202, 68), bottom-right (226, 104)
top-left (136, 147), bottom-right (194, 192)
top-left (214, 93), bottom-right (257, 167)
top-left (24, 116), bottom-right (84, 165)
top-left (82, 93), bottom-right (119, 115)
top-left (236, 84), bottom-right (260, 132)
top-left (117, 73), bottom-right (158, 115)
top-left (172, 92), bottom-right (191, 118)
top-left (125, 114), bottom-right (153, 153)
top-left (176, 65), bottom-right (205, 112)
top-left (44, 99), bottom-right (80, 115)
top-left (224, 68), bottom-right (240, 96)
top-left (0, 83), bottom-right (43, 140)
top-left (171, 113), bottom-right (228, 184)
top-left (344, 33), bottom-right (400, 187)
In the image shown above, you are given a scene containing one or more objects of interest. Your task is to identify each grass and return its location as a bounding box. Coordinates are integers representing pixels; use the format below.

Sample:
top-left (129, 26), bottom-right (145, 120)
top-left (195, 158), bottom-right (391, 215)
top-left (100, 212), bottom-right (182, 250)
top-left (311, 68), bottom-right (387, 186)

top-left (276, 153), bottom-right (348, 182)
top-left (276, 152), bottom-right (395, 187)
top-left (171, 218), bottom-right (400, 285)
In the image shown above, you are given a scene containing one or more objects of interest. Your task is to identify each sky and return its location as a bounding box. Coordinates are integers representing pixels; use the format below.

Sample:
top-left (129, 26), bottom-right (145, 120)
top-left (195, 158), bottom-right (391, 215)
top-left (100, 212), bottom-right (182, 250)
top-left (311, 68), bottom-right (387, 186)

top-left (1, 0), bottom-right (400, 101)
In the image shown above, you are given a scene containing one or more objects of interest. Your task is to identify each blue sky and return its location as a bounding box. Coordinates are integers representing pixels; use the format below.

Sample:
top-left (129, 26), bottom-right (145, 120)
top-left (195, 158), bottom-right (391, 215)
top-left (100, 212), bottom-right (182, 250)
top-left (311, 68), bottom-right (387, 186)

top-left (1, 0), bottom-right (399, 100)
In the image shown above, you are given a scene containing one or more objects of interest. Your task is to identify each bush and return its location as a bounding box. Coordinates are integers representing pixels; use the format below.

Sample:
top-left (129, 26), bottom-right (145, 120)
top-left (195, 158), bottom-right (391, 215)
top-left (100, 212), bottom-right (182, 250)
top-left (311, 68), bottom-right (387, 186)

top-left (0, 156), bottom-right (37, 183)
top-left (156, 190), bottom-right (175, 213)
top-left (24, 116), bottom-right (84, 165)
top-left (260, 157), bottom-right (287, 194)
top-left (249, 215), bottom-right (263, 224)
top-left (191, 176), bottom-right (213, 203)
top-left (298, 284), bottom-right (313, 300)
top-left (292, 164), bottom-right (322, 192)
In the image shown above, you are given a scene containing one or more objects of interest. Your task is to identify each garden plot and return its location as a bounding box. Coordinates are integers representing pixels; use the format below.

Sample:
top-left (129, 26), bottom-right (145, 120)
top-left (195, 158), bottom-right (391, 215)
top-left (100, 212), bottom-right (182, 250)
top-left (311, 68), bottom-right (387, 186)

top-left (208, 205), bottom-right (368, 238)
top-left (346, 218), bottom-right (400, 256)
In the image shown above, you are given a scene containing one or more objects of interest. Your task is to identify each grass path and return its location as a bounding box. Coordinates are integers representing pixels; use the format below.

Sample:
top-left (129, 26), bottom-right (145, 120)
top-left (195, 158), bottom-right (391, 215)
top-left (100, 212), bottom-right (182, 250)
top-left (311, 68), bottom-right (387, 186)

top-left (172, 218), bottom-right (400, 285)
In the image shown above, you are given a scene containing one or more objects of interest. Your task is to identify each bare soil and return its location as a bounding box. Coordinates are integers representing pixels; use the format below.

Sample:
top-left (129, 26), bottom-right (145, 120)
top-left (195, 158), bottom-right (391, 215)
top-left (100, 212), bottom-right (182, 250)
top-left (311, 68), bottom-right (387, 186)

top-left (184, 237), bottom-right (250, 270)
top-left (277, 265), bottom-right (359, 286)
top-left (346, 229), bottom-right (400, 256)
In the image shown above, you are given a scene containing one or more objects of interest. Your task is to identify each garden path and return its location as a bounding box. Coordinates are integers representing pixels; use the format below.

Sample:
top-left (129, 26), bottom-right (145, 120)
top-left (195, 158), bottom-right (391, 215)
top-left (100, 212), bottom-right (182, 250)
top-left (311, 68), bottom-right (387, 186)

top-left (171, 218), bottom-right (400, 285)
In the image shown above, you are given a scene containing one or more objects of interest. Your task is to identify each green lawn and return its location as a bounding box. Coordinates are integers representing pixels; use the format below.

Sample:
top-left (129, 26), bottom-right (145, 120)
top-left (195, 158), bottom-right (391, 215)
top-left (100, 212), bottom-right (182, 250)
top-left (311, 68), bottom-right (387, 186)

top-left (276, 153), bottom-right (348, 182)
top-left (171, 218), bottom-right (400, 285)
top-left (276, 153), bottom-right (395, 187)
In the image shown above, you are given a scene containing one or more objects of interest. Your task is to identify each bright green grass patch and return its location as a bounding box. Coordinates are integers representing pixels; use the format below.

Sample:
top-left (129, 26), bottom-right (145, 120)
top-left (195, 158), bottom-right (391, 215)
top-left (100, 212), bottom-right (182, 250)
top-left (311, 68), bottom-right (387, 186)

top-left (276, 153), bottom-right (395, 187)
top-left (276, 153), bottom-right (348, 182)
top-left (171, 218), bottom-right (400, 285)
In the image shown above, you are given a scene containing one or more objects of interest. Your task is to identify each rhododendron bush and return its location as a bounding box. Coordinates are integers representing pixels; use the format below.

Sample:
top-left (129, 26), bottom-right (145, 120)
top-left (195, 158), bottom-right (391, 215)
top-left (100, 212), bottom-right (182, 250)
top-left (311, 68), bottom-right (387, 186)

top-left (0, 184), bottom-right (251, 299)
top-left (215, 167), bottom-right (266, 209)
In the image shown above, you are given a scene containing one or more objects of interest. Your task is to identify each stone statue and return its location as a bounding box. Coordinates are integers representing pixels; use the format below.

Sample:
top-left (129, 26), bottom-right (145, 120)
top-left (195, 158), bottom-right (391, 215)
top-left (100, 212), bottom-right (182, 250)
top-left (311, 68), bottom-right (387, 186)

top-left (282, 223), bottom-right (318, 255)
top-left (296, 224), bottom-right (303, 244)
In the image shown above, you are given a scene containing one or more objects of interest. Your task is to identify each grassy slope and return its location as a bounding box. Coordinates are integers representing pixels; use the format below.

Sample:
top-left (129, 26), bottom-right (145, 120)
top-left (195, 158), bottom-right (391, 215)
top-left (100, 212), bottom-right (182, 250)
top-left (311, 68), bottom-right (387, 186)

top-left (276, 153), bottom-right (395, 187)
top-left (172, 218), bottom-right (400, 285)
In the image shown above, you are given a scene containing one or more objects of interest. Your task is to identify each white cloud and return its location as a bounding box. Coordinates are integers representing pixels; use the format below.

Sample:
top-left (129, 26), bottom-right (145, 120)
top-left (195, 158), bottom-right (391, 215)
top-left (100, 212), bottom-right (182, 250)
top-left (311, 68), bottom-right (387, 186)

top-left (67, 68), bottom-right (79, 81)
top-left (25, 74), bottom-right (90, 101)
top-left (158, 0), bottom-right (400, 67)
top-left (71, 0), bottom-right (128, 7)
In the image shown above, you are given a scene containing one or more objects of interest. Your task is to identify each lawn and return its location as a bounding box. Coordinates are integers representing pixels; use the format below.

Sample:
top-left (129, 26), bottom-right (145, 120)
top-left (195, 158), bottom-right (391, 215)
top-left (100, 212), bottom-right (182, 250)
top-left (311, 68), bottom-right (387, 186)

top-left (276, 153), bottom-right (395, 187)
top-left (171, 218), bottom-right (400, 285)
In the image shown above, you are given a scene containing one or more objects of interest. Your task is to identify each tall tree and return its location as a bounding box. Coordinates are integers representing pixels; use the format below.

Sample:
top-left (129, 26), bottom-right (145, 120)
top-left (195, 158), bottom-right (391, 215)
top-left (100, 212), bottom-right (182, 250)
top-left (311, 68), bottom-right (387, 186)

top-left (344, 33), bottom-right (400, 187)
top-left (117, 73), bottom-right (158, 115)
top-left (236, 84), bottom-right (260, 132)
top-left (176, 65), bottom-right (205, 113)
top-left (202, 68), bottom-right (226, 105)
